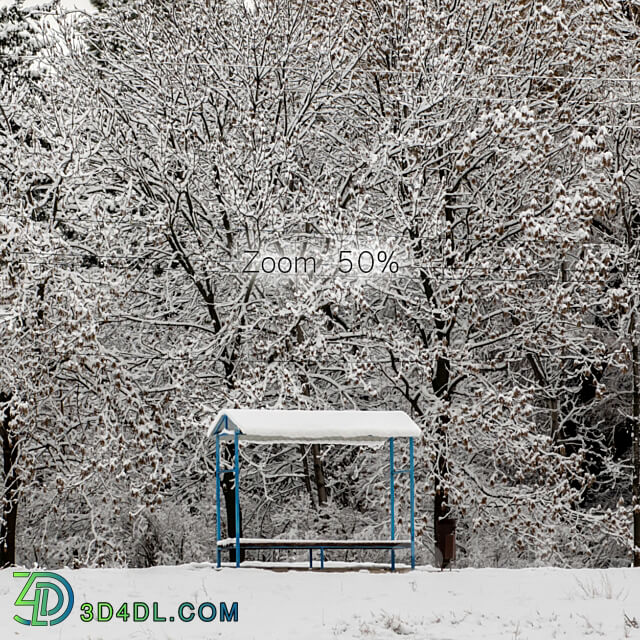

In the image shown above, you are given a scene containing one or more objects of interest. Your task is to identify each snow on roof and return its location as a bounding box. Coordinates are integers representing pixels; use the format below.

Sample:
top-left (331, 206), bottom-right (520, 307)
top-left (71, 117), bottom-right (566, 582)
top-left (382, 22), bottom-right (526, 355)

top-left (206, 409), bottom-right (422, 444)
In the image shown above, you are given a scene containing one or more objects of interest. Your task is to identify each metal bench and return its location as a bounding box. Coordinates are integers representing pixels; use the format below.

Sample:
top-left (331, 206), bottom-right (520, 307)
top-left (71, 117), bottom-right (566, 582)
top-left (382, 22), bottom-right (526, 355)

top-left (217, 538), bottom-right (411, 569)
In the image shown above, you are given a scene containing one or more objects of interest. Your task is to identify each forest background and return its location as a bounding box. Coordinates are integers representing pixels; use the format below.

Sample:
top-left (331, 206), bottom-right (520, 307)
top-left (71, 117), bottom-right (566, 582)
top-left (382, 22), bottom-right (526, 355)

top-left (3, 0), bottom-right (640, 570)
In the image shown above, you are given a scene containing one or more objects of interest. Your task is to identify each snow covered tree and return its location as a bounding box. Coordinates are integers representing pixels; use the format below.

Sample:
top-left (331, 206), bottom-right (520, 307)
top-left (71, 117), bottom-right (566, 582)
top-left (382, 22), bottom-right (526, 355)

top-left (585, 1), bottom-right (640, 565)
top-left (307, 0), bottom-right (636, 565)
top-left (0, 2), bottom-right (178, 567)
top-left (0, 0), bottom-right (50, 567)
top-left (46, 0), bottom-right (384, 559)
top-left (26, 0), bottom-right (640, 568)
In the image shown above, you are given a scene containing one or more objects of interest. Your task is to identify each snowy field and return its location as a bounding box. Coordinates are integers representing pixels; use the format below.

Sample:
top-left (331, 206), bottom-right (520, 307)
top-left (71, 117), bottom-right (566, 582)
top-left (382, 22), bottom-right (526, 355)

top-left (2, 563), bottom-right (640, 639)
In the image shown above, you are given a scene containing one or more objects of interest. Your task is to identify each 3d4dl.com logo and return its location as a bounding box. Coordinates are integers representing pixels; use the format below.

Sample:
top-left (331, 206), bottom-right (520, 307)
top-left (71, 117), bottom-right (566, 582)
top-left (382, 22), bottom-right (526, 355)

top-left (13, 571), bottom-right (74, 626)
top-left (12, 571), bottom-right (239, 627)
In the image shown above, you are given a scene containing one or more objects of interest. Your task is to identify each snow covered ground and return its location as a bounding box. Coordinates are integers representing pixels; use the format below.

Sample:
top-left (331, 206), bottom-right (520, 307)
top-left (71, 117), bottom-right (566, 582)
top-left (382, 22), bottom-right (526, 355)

top-left (2, 563), bottom-right (640, 639)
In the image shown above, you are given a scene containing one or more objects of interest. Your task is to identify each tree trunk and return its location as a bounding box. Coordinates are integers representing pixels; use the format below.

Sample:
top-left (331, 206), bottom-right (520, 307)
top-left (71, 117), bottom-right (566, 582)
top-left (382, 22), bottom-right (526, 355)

top-left (311, 444), bottom-right (328, 506)
top-left (0, 392), bottom-right (18, 568)
top-left (631, 313), bottom-right (640, 567)
top-left (300, 445), bottom-right (315, 509)
top-left (432, 151), bottom-right (455, 568)
top-left (432, 356), bottom-right (450, 569)
top-left (295, 323), bottom-right (328, 508)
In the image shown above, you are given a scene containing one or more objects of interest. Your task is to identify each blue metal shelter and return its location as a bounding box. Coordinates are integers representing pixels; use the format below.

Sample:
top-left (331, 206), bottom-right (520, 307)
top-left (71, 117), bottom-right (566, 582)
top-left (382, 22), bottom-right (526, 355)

top-left (207, 409), bottom-right (420, 571)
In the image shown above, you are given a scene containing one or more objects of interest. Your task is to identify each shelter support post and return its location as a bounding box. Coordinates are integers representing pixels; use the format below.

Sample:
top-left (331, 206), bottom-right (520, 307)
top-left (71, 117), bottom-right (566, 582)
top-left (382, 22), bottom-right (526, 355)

top-left (234, 429), bottom-right (241, 567)
top-left (216, 433), bottom-right (221, 568)
top-left (409, 437), bottom-right (415, 570)
top-left (389, 437), bottom-right (395, 571)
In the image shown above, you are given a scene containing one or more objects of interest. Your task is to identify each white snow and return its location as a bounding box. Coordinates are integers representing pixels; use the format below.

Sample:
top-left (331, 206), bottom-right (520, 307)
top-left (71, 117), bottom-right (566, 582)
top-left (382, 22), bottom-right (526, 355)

top-left (2, 564), bottom-right (640, 639)
top-left (207, 408), bottom-right (422, 443)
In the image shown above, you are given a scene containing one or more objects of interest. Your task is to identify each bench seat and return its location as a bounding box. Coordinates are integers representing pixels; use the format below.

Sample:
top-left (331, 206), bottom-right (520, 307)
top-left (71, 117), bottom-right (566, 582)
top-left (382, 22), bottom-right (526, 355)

top-left (216, 538), bottom-right (411, 550)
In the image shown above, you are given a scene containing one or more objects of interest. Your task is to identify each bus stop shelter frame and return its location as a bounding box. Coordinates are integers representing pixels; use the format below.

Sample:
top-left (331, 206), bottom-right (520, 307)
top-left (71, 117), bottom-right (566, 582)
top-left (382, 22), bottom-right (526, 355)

top-left (209, 410), bottom-right (417, 571)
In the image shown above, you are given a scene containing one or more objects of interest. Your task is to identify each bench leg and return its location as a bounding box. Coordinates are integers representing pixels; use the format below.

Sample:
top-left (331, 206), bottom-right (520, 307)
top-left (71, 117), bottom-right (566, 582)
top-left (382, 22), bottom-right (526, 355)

top-left (309, 549), bottom-right (313, 569)
top-left (391, 549), bottom-right (396, 572)
top-left (320, 548), bottom-right (325, 569)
